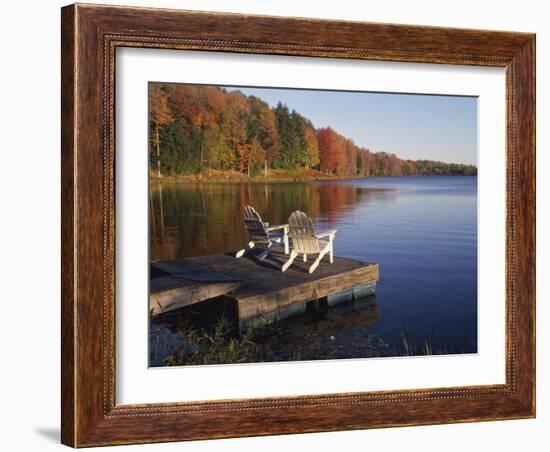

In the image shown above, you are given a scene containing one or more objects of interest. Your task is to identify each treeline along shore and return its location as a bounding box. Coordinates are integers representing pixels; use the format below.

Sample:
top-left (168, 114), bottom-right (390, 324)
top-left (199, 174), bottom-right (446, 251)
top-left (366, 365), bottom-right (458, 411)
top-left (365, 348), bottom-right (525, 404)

top-left (150, 83), bottom-right (477, 180)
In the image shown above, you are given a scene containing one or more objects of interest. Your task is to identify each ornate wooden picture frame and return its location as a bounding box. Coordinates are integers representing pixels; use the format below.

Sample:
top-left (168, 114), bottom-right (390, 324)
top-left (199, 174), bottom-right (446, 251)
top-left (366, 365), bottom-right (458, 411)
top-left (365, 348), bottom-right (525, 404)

top-left (61, 3), bottom-right (535, 447)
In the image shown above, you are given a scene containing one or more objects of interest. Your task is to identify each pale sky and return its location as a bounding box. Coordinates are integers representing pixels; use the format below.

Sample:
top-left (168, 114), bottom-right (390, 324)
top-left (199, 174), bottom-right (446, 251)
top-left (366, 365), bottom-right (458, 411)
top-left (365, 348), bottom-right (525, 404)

top-left (226, 86), bottom-right (477, 165)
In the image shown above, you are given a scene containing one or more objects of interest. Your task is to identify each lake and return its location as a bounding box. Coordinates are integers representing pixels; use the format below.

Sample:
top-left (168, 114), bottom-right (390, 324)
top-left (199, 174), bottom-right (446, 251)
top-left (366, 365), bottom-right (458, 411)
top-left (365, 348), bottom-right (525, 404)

top-left (149, 176), bottom-right (477, 362)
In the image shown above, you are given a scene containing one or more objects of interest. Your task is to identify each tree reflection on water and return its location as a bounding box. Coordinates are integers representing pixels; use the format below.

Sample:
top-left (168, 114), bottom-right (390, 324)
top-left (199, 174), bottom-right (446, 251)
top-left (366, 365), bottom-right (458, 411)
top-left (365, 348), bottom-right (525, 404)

top-left (149, 181), bottom-right (394, 261)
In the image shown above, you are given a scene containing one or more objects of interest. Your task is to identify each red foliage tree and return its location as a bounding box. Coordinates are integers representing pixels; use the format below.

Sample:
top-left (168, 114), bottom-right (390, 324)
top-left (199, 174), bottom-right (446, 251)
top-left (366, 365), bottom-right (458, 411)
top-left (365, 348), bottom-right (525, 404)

top-left (317, 127), bottom-right (340, 174)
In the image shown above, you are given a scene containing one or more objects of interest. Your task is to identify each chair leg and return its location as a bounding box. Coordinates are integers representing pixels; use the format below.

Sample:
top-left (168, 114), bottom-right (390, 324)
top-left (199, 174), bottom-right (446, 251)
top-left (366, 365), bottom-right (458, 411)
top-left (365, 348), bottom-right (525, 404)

top-left (329, 238), bottom-right (334, 263)
top-left (309, 245), bottom-right (330, 274)
top-left (308, 258), bottom-right (320, 274)
top-left (282, 250), bottom-right (298, 272)
top-left (235, 241), bottom-right (255, 258)
top-left (284, 234), bottom-right (289, 255)
top-left (303, 253), bottom-right (307, 262)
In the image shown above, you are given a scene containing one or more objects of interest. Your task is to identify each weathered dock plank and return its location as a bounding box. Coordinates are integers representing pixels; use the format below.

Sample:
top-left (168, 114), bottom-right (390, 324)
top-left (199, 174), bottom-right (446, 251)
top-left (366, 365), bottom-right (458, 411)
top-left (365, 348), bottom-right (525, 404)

top-left (151, 251), bottom-right (379, 330)
top-left (150, 276), bottom-right (241, 315)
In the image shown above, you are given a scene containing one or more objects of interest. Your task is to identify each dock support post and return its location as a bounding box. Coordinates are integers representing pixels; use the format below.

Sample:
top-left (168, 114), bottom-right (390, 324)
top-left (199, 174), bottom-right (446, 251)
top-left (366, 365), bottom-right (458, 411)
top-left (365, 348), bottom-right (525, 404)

top-left (306, 296), bottom-right (328, 316)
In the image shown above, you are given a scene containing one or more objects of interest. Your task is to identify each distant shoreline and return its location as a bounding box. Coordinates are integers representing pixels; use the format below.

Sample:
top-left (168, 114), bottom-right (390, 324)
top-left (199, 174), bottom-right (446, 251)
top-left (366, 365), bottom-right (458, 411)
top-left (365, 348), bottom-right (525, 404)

top-left (150, 170), bottom-right (476, 185)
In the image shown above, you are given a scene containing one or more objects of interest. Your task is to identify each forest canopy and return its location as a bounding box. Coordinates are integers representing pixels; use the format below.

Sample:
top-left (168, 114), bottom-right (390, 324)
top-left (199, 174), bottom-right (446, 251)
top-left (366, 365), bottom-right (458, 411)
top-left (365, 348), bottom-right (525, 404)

top-left (149, 83), bottom-right (477, 178)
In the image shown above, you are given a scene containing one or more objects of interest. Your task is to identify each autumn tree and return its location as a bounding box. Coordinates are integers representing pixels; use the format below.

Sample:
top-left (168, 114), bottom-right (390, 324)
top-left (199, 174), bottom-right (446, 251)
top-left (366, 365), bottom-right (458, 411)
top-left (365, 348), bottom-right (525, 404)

top-left (236, 140), bottom-right (265, 176)
top-left (342, 139), bottom-right (358, 176)
top-left (356, 148), bottom-right (374, 176)
top-left (334, 134), bottom-right (347, 176)
top-left (248, 96), bottom-right (280, 176)
top-left (317, 127), bottom-right (340, 174)
top-left (258, 108), bottom-right (280, 175)
top-left (149, 84), bottom-right (173, 177)
top-left (163, 85), bottom-right (202, 174)
top-left (221, 90), bottom-right (250, 173)
top-left (304, 126), bottom-right (320, 169)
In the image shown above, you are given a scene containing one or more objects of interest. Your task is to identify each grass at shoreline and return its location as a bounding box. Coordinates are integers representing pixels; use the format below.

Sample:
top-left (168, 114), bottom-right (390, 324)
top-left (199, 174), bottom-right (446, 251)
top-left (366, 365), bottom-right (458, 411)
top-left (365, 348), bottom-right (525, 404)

top-left (150, 168), bottom-right (352, 184)
top-left (153, 315), bottom-right (475, 367)
top-left (160, 317), bottom-right (264, 366)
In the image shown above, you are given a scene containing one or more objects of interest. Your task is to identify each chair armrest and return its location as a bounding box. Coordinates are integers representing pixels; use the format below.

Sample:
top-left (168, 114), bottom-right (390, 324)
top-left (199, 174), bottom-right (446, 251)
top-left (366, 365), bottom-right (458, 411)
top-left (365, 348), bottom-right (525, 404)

top-left (266, 224), bottom-right (289, 233)
top-left (315, 229), bottom-right (337, 239)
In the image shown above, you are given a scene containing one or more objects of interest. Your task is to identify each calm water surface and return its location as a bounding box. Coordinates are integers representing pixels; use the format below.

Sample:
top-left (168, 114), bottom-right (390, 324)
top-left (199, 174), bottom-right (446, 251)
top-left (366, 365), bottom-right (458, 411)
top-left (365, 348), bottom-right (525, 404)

top-left (150, 176), bottom-right (477, 361)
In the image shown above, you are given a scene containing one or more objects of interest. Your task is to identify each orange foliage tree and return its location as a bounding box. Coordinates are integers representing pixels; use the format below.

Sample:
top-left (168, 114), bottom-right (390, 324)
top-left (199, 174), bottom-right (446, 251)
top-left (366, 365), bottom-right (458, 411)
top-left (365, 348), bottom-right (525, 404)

top-left (149, 84), bottom-right (173, 177)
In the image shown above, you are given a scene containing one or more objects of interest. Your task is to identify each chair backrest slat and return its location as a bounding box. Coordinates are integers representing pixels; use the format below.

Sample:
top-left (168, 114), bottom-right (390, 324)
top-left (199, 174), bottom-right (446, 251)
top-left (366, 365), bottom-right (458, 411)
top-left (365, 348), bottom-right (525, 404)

top-left (243, 205), bottom-right (270, 247)
top-left (288, 210), bottom-right (320, 254)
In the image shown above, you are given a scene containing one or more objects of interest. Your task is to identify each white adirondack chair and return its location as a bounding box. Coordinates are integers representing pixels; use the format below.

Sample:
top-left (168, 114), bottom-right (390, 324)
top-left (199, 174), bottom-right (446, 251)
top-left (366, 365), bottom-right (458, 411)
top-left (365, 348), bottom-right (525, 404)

top-left (282, 210), bottom-right (337, 274)
top-left (235, 205), bottom-right (289, 260)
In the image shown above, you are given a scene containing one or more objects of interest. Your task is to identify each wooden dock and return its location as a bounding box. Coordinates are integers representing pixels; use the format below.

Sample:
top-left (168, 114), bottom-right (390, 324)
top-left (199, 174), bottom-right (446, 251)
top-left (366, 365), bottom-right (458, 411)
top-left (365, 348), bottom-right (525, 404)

top-left (151, 251), bottom-right (379, 330)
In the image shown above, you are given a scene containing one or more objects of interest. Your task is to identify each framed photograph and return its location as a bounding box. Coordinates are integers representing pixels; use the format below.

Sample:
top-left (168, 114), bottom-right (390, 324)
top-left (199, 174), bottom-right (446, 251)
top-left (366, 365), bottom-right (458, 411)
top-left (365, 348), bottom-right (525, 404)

top-left (61, 3), bottom-right (535, 447)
